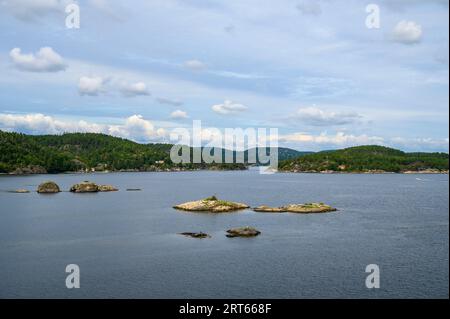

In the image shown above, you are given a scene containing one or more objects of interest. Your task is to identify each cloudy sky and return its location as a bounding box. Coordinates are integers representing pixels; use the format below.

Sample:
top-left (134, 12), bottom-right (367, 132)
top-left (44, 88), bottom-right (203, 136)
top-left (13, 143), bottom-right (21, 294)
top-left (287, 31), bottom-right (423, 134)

top-left (0, 0), bottom-right (448, 151)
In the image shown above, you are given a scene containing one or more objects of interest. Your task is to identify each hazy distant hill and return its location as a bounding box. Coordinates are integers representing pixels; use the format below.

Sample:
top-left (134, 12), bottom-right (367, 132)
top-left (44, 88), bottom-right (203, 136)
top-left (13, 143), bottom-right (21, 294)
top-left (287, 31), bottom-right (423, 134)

top-left (279, 145), bottom-right (449, 173)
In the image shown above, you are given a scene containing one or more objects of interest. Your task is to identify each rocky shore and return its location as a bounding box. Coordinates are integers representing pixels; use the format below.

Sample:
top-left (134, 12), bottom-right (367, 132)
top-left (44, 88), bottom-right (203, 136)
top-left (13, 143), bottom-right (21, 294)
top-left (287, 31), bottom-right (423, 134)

top-left (280, 169), bottom-right (449, 174)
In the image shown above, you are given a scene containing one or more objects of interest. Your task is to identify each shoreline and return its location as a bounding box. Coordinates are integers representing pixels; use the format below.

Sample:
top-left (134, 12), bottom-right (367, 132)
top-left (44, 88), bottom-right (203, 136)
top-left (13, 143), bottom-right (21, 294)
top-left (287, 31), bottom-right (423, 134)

top-left (1, 168), bottom-right (448, 176)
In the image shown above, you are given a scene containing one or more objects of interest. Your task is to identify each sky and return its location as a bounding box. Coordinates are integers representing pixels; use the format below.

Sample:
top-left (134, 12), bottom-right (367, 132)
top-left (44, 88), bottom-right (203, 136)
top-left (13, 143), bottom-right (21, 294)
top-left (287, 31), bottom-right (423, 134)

top-left (0, 0), bottom-right (448, 152)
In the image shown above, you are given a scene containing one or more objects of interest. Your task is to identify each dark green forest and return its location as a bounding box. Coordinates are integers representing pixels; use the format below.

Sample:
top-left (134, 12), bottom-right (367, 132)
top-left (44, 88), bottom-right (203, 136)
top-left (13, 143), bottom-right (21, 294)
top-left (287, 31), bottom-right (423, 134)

top-left (1, 131), bottom-right (448, 174)
top-left (279, 145), bottom-right (449, 173)
top-left (0, 131), bottom-right (244, 173)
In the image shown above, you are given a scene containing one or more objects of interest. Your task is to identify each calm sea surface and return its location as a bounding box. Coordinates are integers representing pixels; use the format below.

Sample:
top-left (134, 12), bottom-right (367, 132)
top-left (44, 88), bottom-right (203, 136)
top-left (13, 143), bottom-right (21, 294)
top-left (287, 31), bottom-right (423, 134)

top-left (0, 169), bottom-right (448, 298)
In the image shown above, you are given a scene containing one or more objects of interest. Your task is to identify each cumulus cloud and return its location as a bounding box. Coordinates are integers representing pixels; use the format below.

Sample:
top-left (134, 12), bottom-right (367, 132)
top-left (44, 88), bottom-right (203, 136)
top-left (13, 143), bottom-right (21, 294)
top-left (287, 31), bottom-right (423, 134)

top-left (391, 20), bottom-right (423, 44)
top-left (183, 59), bottom-right (207, 71)
top-left (0, 113), bottom-right (166, 142)
top-left (296, 1), bottom-right (322, 15)
top-left (169, 110), bottom-right (189, 119)
top-left (9, 47), bottom-right (67, 72)
top-left (156, 97), bottom-right (184, 106)
top-left (108, 115), bottom-right (166, 142)
top-left (212, 100), bottom-right (248, 115)
top-left (121, 82), bottom-right (150, 97)
top-left (293, 107), bottom-right (362, 126)
top-left (78, 76), bottom-right (105, 96)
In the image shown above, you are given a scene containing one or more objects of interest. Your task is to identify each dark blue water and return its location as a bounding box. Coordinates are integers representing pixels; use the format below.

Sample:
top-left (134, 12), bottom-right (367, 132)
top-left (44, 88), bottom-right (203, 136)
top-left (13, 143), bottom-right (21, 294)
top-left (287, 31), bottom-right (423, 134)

top-left (0, 170), bottom-right (448, 298)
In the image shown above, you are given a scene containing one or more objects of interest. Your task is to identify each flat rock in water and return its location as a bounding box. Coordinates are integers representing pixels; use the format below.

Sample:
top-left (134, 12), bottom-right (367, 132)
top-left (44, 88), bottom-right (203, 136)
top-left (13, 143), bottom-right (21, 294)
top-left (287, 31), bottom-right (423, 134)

top-left (37, 181), bottom-right (61, 193)
top-left (283, 203), bottom-right (337, 213)
top-left (98, 185), bottom-right (119, 192)
top-left (226, 227), bottom-right (261, 238)
top-left (70, 181), bottom-right (99, 193)
top-left (253, 203), bottom-right (337, 214)
top-left (173, 196), bottom-right (249, 213)
top-left (13, 189), bottom-right (30, 193)
top-left (253, 205), bottom-right (287, 213)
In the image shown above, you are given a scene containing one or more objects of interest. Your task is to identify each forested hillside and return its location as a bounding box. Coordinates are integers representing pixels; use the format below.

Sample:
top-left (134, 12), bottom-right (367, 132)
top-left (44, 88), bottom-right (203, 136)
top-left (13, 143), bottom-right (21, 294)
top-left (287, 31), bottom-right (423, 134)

top-left (279, 145), bottom-right (449, 173)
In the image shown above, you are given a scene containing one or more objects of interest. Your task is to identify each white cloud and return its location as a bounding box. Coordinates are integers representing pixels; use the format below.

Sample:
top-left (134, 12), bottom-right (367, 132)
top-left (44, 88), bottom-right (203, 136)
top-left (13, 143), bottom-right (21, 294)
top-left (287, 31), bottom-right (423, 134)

top-left (294, 106), bottom-right (362, 126)
top-left (0, 113), bottom-right (166, 142)
top-left (78, 76), bottom-right (105, 96)
top-left (169, 110), bottom-right (189, 119)
top-left (278, 131), bottom-right (449, 152)
top-left (391, 20), bottom-right (423, 44)
top-left (390, 137), bottom-right (449, 152)
top-left (183, 59), bottom-right (207, 71)
top-left (212, 100), bottom-right (248, 115)
top-left (108, 115), bottom-right (166, 141)
top-left (156, 97), bottom-right (184, 106)
top-left (280, 131), bottom-right (385, 147)
top-left (296, 1), bottom-right (322, 15)
top-left (0, 113), bottom-right (448, 152)
top-left (9, 47), bottom-right (67, 72)
top-left (121, 81), bottom-right (150, 97)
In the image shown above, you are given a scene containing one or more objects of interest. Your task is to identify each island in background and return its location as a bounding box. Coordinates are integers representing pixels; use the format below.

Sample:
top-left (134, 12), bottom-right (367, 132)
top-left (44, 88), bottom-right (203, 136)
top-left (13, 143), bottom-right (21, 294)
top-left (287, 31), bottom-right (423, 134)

top-left (0, 130), bottom-right (448, 175)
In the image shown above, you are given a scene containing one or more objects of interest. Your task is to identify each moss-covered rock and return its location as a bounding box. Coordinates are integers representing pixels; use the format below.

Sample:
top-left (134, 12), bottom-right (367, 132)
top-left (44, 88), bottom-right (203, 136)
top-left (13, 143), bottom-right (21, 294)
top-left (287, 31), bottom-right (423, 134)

top-left (174, 196), bottom-right (249, 212)
top-left (283, 203), bottom-right (337, 213)
top-left (253, 203), bottom-right (337, 213)
top-left (70, 181), bottom-right (99, 193)
top-left (37, 181), bottom-right (61, 193)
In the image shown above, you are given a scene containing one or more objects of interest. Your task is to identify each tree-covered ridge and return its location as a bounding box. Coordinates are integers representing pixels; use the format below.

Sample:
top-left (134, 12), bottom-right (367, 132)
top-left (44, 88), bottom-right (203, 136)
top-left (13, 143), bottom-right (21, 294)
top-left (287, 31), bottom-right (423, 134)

top-left (279, 145), bottom-right (449, 173)
top-left (0, 131), bottom-right (245, 173)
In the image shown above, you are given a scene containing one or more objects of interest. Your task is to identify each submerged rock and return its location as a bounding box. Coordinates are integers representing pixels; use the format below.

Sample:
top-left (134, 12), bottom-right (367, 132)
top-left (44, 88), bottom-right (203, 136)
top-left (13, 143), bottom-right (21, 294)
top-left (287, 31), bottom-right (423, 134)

top-left (226, 227), bottom-right (261, 238)
top-left (179, 232), bottom-right (210, 239)
top-left (98, 185), bottom-right (119, 192)
top-left (70, 181), bottom-right (99, 193)
top-left (283, 203), bottom-right (337, 213)
top-left (174, 196), bottom-right (249, 213)
top-left (37, 181), bottom-right (61, 194)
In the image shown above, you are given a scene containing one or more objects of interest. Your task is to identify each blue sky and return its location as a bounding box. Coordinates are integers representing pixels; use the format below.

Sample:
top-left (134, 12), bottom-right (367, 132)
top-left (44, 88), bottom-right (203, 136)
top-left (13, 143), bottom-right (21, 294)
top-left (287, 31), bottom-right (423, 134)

top-left (0, 0), bottom-right (448, 152)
